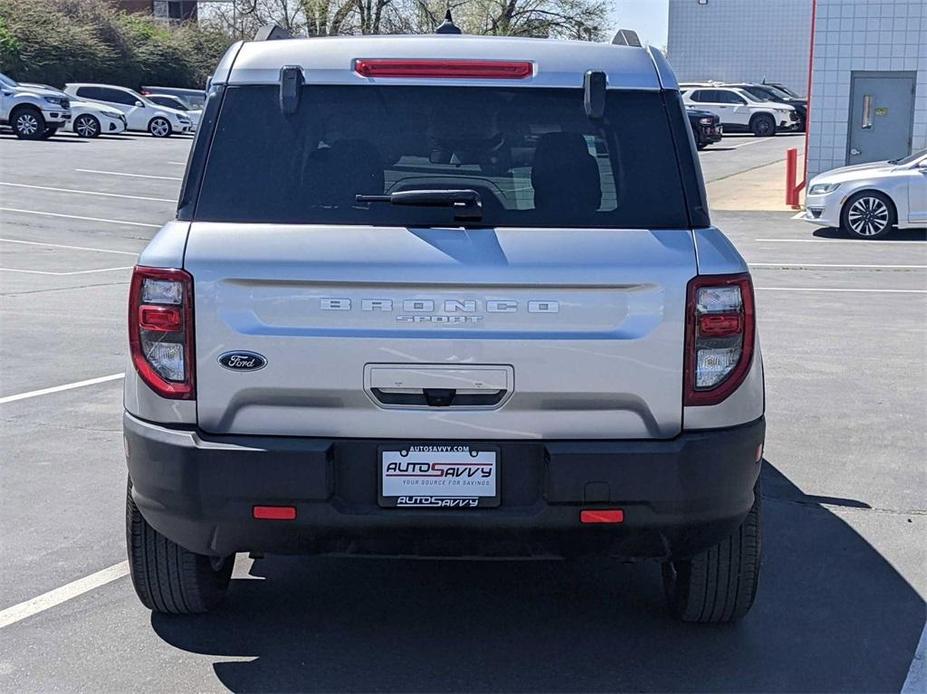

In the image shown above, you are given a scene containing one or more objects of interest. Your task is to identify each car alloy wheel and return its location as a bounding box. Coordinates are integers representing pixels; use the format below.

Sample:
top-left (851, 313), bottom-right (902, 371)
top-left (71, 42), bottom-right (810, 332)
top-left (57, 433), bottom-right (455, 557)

top-left (15, 112), bottom-right (40, 137)
top-left (74, 114), bottom-right (100, 138)
top-left (846, 196), bottom-right (890, 237)
top-left (149, 118), bottom-right (171, 138)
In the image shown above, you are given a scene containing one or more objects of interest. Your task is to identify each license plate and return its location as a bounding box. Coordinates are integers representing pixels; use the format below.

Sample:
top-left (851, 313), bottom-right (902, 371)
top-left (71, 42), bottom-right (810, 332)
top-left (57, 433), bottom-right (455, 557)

top-left (379, 445), bottom-right (499, 508)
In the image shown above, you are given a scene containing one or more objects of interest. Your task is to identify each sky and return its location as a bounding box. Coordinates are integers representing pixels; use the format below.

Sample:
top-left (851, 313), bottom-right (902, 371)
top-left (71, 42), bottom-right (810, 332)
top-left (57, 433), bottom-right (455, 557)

top-left (607, 0), bottom-right (670, 50)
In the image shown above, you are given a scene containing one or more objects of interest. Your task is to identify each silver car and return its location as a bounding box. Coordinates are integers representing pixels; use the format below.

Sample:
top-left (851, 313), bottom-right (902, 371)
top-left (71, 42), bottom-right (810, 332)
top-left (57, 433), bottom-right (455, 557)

top-left (123, 33), bottom-right (765, 622)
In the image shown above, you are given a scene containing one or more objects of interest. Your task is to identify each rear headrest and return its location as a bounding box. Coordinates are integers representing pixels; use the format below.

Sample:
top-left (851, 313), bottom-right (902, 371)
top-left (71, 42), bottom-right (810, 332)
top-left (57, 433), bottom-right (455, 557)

top-left (531, 132), bottom-right (601, 214)
top-left (304, 139), bottom-right (384, 207)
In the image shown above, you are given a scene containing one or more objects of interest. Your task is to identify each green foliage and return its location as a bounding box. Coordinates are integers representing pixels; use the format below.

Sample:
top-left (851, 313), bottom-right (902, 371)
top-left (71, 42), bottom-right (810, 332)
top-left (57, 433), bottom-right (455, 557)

top-left (0, 0), bottom-right (231, 89)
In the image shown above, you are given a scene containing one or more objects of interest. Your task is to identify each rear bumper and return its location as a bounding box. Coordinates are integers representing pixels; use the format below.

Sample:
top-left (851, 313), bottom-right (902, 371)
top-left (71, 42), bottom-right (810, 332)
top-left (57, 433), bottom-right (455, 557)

top-left (125, 413), bottom-right (764, 560)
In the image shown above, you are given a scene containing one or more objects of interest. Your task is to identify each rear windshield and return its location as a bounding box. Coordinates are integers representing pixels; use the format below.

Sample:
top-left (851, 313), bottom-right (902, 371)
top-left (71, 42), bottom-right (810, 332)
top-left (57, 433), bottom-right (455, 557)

top-left (195, 85), bottom-right (691, 228)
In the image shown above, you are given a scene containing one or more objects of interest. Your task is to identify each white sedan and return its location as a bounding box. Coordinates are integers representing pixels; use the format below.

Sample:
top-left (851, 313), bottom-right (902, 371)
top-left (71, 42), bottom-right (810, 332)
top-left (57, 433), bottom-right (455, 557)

top-left (803, 149), bottom-right (927, 238)
top-left (67, 100), bottom-right (126, 138)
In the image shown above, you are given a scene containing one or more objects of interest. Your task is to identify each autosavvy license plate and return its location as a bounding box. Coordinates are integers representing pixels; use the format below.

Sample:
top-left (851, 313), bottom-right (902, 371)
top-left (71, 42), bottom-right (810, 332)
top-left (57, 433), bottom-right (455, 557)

top-left (379, 445), bottom-right (499, 508)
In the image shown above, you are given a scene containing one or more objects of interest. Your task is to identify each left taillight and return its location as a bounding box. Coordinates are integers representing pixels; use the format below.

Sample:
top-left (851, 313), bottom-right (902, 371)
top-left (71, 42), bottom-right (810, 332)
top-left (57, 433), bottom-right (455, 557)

top-left (128, 266), bottom-right (195, 399)
top-left (684, 273), bottom-right (755, 406)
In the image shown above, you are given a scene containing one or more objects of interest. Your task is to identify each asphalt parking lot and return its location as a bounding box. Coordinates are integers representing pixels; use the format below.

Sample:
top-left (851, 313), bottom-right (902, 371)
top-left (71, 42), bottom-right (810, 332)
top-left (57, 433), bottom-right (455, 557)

top-left (0, 129), bottom-right (925, 692)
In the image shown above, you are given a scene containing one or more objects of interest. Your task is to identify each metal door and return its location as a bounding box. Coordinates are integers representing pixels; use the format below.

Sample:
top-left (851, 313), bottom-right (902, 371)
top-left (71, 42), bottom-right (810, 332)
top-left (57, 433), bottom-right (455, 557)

top-left (847, 72), bottom-right (915, 165)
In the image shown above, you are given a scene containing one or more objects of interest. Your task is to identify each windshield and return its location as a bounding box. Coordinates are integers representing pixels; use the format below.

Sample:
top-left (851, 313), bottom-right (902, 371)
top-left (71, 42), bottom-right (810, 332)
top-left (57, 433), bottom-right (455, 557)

top-left (155, 96), bottom-right (187, 111)
top-left (746, 87), bottom-right (782, 102)
top-left (0, 72), bottom-right (17, 88)
top-left (195, 85), bottom-right (692, 229)
top-left (771, 83), bottom-right (801, 98)
top-left (889, 148), bottom-right (927, 165)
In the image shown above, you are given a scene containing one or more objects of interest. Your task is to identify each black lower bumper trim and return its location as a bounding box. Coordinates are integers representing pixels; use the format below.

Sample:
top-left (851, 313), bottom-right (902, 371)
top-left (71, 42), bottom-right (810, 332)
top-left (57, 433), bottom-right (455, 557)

top-left (125, 414), bottom-right (764, 560)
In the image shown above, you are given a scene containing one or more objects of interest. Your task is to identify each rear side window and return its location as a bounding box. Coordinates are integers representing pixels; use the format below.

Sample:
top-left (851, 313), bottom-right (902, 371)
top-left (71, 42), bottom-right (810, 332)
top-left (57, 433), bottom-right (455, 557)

top-left (195, 85), bottom-right (693, 229)
top-left (99, 88), bottom-right (136, 105)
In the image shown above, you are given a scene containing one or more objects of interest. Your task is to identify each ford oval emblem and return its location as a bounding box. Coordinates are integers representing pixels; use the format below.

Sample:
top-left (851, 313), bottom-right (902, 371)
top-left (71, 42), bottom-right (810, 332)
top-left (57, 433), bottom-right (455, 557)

top-left (218, 351), bottom-right (267, 372)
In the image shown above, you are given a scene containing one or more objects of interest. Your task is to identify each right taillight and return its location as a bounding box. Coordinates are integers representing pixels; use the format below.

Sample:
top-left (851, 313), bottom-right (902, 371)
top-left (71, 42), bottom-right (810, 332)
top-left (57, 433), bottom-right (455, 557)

top-left (128, 266), bottom-right (195, 399)
top-left (684, 273), bottom-right (755, 406)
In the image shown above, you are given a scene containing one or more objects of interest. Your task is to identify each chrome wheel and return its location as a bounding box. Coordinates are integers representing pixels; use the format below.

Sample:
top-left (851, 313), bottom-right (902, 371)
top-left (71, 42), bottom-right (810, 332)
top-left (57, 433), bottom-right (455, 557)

top-left (15, 112), bottom-right (40, 137)
top-left (847, 196), bottom-right (890, 237)
top-left (74, 114), bottom-right (99, 138)
top-left (148, 118), bottom-right (171, 138)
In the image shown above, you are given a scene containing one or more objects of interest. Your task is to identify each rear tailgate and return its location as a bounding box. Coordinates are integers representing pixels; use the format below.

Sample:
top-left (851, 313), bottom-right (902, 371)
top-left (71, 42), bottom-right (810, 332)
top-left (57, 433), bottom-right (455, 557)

top-left (186, 223), bottom-right (695, 439)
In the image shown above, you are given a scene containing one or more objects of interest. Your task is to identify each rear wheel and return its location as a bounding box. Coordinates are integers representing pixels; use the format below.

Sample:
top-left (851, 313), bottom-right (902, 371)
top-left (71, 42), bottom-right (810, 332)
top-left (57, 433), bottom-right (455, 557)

top-left (662, 485), bottom-right (761, 623)
top-left (840, 191), bottom-right (895, 239)
top-left (148, 117), bottom-right (172, 138)
top-left (750, 113), bottom-right (776, 137)
top-left (11, 107), bottom-right (45, 139)
top-left (126, 478), bottom-right (233, 613)
top-left (74, 114), bottom-right (101, 138)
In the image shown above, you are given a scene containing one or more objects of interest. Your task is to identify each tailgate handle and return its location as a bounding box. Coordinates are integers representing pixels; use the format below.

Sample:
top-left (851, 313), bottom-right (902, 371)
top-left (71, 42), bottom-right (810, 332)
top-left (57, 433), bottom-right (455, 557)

top-left (370, 388), bottom-right (507, 408)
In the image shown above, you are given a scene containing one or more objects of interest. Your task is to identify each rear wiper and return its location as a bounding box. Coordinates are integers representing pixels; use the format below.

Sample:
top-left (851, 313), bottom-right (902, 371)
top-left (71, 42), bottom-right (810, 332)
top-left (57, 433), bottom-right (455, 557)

top-left (355, 189), bottom-right (482, 221)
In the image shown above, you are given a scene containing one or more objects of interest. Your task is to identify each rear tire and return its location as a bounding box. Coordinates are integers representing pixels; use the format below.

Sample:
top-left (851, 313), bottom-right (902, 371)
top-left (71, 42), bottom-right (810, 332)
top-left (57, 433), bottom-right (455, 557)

top-left (126, 478), bottom-right (233, 613)
top-left (662, 485), bottom-right (761, 623)
top-left (11, 106), bottom-right (45, 139)
top-left (750, 113), bottom-right (776, 137)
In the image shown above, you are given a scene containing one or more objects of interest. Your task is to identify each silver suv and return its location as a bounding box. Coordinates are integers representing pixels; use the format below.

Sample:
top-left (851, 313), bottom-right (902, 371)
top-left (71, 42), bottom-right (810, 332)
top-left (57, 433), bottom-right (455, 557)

top-left (124, 34), bottom-right (766, 623)
top-left (0, 72), bottom-right (71, 139)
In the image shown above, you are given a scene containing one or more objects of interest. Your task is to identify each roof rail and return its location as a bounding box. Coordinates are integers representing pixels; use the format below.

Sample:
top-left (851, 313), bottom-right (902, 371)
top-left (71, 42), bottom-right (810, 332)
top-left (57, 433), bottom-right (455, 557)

top-left (611, 29), bottom-right (642, 47)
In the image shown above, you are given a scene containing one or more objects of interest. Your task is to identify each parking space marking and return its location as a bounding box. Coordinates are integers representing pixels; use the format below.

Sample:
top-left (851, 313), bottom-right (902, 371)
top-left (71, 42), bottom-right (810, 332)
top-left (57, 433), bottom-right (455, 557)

top-left (755, 238), bottom-right (927, 246)
top-left (0, 207), bottom-right (161, 228)
top-left (0, 373), bottom-right (125, 405)
top-left (0, 562), bottom-right (129, 629)
top-left (0, 238), bottom-right (139, 256)
top-left (0, 267), bottom-right (133, 276)
top-left (750, 263), bottom-right (927, 269)
top-left (0, 182), bottom-right (174, 203)
top-left (167, 161), bottom-right (186, 165)
top-left (75, 169), bottom-right (183, 182)
top-left (756, 287), bottom-right (927, 294)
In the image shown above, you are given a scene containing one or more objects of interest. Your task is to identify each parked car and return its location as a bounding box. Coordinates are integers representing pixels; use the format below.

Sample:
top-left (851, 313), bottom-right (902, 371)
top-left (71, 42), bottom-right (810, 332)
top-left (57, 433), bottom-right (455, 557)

top-left (124, 34), bottom-right (765, 623)
top-left (63, 83), bottom-right (192, 137)
top-left (145, 94), bottom-right (201, 129)
top-left (68, 100), bottom-right (127, 138)
top-left (726, 83), bottom-right (807, 131)
top-left (141, 86), bottom-right (206, 111)
top-left (803, 148), bottom-right (927, 238)
top-left (686, 107), bottom-right (722, 149)
top-left (0, 72), bottom-right (71, 139)
top-left (681, 85), bottom-right (798, 136)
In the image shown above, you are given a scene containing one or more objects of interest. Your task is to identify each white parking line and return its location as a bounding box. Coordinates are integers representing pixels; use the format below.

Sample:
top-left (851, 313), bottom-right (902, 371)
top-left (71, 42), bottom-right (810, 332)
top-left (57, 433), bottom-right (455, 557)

top-left (750, 263), bottom-right (927, 269)
top-left (76, 168), bottom-right (183, 182)
top-left (756, 287), bottom-right (927, 294)
top-left (0, 266), bottom-right (133, 276)
top-left (755, 238), bottom-right (927, 246)
top-left (0, 562), bottom-right (129, 629)
top-left (0, 373), bottom-right (125, 405)
top-left (902, 621), bottom-right (927, 693)
top-left (167, 161), bottom-right (186, 165)
top-left (0, 238), bottom-right (139, 256)
top-left (0, 207), bottom-right (161, 228)
top-left (0, 182), bottom-right (174, 203)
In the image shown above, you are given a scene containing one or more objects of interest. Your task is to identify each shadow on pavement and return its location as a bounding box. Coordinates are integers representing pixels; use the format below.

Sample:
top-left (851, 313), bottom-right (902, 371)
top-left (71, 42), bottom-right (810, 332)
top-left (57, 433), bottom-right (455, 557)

top-left (152, 463), bottom-right (924, 692)
top-left (813, 227), bottom-right (927, 241)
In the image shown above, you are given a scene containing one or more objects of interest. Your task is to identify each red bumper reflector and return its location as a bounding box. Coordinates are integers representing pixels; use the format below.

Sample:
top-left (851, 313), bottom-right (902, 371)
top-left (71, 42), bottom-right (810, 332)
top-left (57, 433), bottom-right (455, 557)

top-left (580, 509), bottom-right (624, 524)
top-left (253, 505), bottom-right (297, 520)
top-left (354, 59), bottom-right (533, 79)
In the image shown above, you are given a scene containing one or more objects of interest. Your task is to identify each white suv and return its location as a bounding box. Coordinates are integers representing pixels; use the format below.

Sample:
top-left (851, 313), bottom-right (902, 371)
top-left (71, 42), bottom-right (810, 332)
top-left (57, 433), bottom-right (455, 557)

top-left (681, 86), bottom-right (797, 136)
top-left (63, 83), bottom-right (192, 137)
top-left (124, 34), bottom-right (766, 623)
top-left (0, 72), bottom-right (71, 139)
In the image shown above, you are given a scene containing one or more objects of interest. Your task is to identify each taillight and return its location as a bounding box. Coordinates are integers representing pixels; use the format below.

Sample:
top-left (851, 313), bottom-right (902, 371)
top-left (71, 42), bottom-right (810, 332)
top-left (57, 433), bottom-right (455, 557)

top-left (128, 266), bottom-right (195, 399)
top-left (684, 273), bottom-right (755, 406)
top-left (353, 59), bottom-right (534, 79)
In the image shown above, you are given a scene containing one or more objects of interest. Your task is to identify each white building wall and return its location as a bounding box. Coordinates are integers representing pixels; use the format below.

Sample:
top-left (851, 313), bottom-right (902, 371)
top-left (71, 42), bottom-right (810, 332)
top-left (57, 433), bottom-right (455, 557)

top-left (806, 0), bottom-right (927, 178)
top-left (666, 0), bottom-right (813, 93)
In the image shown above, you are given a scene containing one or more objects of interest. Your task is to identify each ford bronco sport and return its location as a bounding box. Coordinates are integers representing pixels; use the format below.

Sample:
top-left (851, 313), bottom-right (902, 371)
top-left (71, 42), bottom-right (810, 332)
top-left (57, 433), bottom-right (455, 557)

top-left (124, 33), bottom-right (765, 623)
